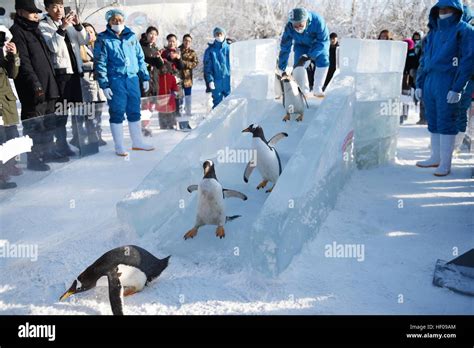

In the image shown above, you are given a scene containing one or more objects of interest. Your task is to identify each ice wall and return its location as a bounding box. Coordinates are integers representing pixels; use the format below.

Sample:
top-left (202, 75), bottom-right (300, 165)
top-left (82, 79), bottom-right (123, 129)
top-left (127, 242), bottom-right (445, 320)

top-left (230, 39), bottom-right (278, 100)
top-left (340, 38), bottom-right (407, 169)
top-left (251, 75), bottom-right (355, 275)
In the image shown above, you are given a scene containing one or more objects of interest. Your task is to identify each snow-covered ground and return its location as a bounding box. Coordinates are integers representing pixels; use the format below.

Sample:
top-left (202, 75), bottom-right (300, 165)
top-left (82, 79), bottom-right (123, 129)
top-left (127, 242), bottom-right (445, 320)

top-left (0, 83), bottom-right (473, 315)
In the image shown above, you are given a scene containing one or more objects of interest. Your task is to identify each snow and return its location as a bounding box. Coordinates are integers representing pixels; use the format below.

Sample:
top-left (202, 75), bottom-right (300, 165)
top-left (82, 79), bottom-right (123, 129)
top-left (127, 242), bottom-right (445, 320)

top-left (1, 104), bottom-right (471, 315)
top-left (0, 38), bottom-right (473, 315)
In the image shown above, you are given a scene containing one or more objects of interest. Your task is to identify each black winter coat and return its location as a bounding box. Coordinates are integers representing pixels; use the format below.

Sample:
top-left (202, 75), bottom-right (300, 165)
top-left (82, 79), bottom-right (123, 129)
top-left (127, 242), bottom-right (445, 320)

top-left (10, 16), bottom-right (59, 110)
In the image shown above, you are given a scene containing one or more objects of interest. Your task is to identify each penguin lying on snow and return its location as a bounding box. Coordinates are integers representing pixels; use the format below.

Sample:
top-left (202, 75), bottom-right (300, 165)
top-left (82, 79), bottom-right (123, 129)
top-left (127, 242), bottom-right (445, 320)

top-left (242, 124), bottom-right (288, 193)
top-left (185, 160), bottom-right (248, 240)
top-left (60, 245), bottom-right (170, 315)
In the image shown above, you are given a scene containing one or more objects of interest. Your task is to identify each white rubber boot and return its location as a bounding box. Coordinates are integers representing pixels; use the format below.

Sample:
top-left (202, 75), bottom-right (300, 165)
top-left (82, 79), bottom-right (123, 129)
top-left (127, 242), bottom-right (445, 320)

top-left (129, 121), bottom-right (155, 151)
top-left (110, 123), bottom-right (128, 157)
top-left (434, 134), bottom-right (456, 177)
top-left (185, 95), bottom-right (192, 116)
top-left (292, 66), bottom-right (310, 95)
top-left (416, 133), bottom-right (440, 168)
top-left (313, 66), bottom-right (329, 98)
top-left (454, 131), bottom-right (465, 150)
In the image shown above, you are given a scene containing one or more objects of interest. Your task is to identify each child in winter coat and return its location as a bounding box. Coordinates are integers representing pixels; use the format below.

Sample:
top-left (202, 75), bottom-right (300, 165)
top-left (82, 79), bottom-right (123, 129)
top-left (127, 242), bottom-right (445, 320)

top-left (157, 62), bottom-right (179, 129)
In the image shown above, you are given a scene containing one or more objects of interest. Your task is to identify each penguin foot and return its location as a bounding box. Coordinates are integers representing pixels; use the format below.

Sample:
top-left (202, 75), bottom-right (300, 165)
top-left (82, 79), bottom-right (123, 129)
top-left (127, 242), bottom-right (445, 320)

top-left (123, 286), bottom-right (138, 297)
top-left (266, 186), bottom-right (275, 193)
top-left (282, 114), bottom-right (290, 122)
top-left (184, 228), bottom-right (198, 240)
top-left (296, 114), bottom-right (304, 122)
top-left (216, 226), bottom-right (225, 239)
top-left (257, 180), bottom-right (269, 190)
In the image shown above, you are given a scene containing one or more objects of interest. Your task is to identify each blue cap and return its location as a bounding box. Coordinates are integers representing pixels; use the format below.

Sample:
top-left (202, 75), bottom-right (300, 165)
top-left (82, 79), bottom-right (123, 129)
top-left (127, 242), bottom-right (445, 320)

top-left (213, 27), bottom-right (226, 37)
top-left (289, 8), bottom-right (309, 23)
top-left (105, 9), bottom-right (126, 22)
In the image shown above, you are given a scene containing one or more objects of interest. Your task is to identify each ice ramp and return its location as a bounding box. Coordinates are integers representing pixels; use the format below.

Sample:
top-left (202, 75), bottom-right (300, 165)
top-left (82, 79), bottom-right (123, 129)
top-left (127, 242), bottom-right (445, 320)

top-left (116, 76), bottom-right (354, 276)
top-left (250, 76), bottom-right (355, 275)
top-left (117, 38), bottom-right (405, 276)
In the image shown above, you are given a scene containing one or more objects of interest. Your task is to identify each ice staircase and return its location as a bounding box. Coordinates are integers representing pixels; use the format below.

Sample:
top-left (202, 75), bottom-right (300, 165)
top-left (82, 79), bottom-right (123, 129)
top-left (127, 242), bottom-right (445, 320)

top-left (117, 38), bottom-right (407, 276)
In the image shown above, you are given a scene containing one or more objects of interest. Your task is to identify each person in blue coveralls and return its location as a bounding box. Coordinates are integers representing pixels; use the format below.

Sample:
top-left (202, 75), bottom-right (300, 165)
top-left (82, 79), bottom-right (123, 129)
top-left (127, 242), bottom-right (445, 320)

top-left (94, 9), bottom-right (154, 157)
top-left (454, 4), bottom-right (474, 152)
top-left (415, 0), bottom-right (474, 177)
top-left (278, 7), bottom-right (330, 98)
top-left (203, 27), bottom-right (230, 108)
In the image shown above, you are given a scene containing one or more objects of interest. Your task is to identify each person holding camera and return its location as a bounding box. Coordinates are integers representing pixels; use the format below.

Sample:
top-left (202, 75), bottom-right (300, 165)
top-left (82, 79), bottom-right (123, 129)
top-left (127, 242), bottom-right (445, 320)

top-left (10, 0), bottom-right (60, 172)
top-left (80, 23), bottom-right (107, 146)
top-left (0, 22), bottom-right (23, 189)
top-left (40, 0), bottom-right (89, 158)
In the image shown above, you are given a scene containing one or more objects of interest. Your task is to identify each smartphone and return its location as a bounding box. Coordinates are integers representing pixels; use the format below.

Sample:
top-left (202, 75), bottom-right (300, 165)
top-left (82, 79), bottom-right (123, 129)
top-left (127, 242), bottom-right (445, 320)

top-left (0, 32), bottom-right (6, 48)
top-left (64, 6), bottom-right (72, 16)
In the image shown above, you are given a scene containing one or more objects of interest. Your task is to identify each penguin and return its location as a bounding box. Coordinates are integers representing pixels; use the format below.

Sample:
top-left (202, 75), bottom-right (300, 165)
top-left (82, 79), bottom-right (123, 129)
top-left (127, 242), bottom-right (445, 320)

top-left (242, 124), bottom-right (288, 193)
top-left (185, 160), bottom-right (248, 240)
top-left (59, 245), bottom-right (170, 316)
top-left (281, 72), bottom-right (309, 122)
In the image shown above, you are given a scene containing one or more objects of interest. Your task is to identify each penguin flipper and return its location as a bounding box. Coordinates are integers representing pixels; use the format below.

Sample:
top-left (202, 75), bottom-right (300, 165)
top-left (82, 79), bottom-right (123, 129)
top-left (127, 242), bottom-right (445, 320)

top-left (268, 132), bottom-right (289, 147)
top-left (223, 189), bottom-right (248, 201)
top-left (298, 88), bottom-right (309, 109)
top-left (244, 161), bottom-right (256, 183)
top-left (107, 269), bottom-right (124, 316)
top-left (187, 185), bottom-right (198, 193)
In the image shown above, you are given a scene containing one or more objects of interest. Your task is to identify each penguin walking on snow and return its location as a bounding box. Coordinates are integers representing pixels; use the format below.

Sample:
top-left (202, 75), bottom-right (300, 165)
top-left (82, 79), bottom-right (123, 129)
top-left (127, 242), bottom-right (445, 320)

top-left (59, 245), bottom-right (170, 315)
top-left (242, 124), bottom-right (288, 193)
top-left (185, 160), bottom-right (248, 240)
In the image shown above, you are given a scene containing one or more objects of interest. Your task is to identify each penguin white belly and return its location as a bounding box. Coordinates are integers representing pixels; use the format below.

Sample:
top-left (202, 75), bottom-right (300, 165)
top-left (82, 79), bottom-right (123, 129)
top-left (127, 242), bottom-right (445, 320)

top-left (117, 264), bottom-right (147, 292)
top-left (284, 82), bottom-right (305, 115)
top-left (196, 179), bottom-right (226, 227)
top-left (254, 139), bottom-right (280, 183)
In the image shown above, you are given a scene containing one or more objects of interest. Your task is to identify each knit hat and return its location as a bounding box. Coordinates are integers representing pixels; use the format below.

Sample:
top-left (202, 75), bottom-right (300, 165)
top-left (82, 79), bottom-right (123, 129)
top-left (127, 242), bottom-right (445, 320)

top-left (213, 26), bottom-right (226, 37)
top-left (289, 8), bottom-right (309, 24)
top-left (105, 8), bottom-right (126, 22)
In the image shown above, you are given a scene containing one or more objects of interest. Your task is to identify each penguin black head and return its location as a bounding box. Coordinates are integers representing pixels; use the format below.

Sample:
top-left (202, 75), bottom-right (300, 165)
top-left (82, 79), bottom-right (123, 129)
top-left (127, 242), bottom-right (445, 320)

top-left (242, 124), bottom-right (266, 142)
top-left (59, 273), bottom-right (95, 301)
top-left (203, 160), bottom-right (217, 180)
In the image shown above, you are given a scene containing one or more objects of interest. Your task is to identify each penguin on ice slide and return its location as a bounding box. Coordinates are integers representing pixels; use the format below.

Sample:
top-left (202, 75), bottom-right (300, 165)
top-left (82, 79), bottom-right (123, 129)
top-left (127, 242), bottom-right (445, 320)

top-left (242, 124), bottom-right (288, 193)
top-left (185, 160), bottom-right (248, 240)
top-left (60, 246), bottom-right (170, 315)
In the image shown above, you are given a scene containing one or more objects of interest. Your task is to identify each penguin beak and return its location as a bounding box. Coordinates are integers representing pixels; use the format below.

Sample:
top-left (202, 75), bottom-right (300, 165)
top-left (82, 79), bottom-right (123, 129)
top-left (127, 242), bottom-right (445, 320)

top-left (59, 289), bottom-right (75, 301)
top-left (204, 165), bottom-right (210, 176)
top-left (59, 282), bottom-right (77, 301)
top-left (242, 127), bottom-right (251, 133)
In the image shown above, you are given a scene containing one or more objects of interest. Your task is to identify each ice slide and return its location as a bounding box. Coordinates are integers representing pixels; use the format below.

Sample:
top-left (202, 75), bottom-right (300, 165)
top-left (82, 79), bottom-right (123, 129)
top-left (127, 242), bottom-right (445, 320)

top-left (117, 39), bottom-right (406, 276)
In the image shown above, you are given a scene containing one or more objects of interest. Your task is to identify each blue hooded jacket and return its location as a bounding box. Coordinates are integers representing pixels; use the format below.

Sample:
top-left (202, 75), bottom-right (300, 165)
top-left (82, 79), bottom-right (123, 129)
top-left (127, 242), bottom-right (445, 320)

top-left (416, 0), bottom-right (474, 93)
top-left (279, 11), bottom-right (330, 71)
top-left (94, 26), bottom-right (150, 90)
top-left (203, 39), bottom-right (230, 84)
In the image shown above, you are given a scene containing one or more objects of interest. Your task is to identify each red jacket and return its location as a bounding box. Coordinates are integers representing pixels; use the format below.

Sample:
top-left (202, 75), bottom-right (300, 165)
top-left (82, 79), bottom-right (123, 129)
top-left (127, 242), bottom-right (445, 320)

top-left (157, 73), bottom-right (178, 113)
